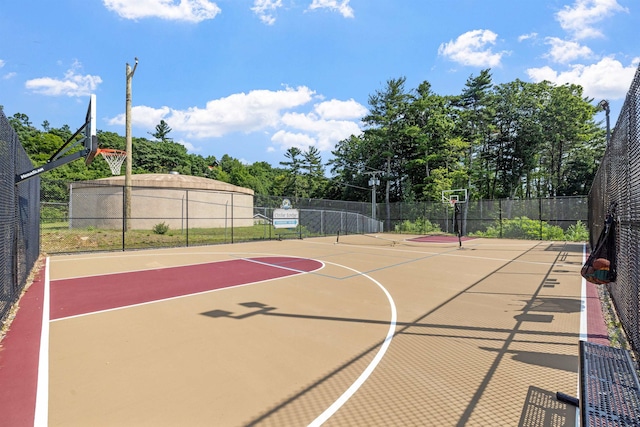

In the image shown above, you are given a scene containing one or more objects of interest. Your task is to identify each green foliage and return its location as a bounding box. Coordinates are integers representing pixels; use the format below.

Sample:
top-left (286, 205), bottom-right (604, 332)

top-left (394, 217), bottom-right (441, 234)
top-left (152, 222), bottom-right (170, 235)
top-left (150, 120), bottom-right (173, 142)
top-left (564, 220), bottom-right (589, 242)
top-left (40, 205), bottom-right (68, 223)
top-left (8, 69), bottom-right (605, 204)
top-left (472, 216), bottom-right (566, 240)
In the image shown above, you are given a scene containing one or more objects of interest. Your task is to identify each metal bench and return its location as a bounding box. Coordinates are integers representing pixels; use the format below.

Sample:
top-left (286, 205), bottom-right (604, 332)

top-left (558, 340), bottom-right (640, 426)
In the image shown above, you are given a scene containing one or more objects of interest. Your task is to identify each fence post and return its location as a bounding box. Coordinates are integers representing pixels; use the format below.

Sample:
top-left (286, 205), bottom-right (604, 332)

top-left (231, 193), bottom-right (234, 244)
top-left (186, 190), bottom-right (189, 247)
top-left (122, 186), bottom-right (126, 251)
top-left (539, 198), bottom-right (543, 240)
top-left (499, 199), bottom-right (503, 239)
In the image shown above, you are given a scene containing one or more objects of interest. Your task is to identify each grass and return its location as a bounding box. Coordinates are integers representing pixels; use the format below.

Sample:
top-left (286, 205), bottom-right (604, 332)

top-left (40, 223), bottom-right (285, 253)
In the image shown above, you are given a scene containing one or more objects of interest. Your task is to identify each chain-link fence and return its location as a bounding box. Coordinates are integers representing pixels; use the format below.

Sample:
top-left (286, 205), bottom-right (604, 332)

top-left (588, 63), bottom-right (640, 358)
top-left (1, 109), bottom-right (41, 329)
top-left (40, 181), bottom-right (385, 253)
top-left (376, 197), bottom-right (587, 237)
top-left (41, 179), bottom-right (587, 254)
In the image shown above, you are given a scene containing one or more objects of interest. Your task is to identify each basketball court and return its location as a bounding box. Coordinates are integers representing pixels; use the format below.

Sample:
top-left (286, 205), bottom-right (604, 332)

top-left (0, 234), bottom-right (606, 426)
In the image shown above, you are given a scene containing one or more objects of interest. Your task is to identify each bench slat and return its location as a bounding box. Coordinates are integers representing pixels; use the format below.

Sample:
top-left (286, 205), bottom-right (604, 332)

top-left (580, 341), bottom-right (640, 426)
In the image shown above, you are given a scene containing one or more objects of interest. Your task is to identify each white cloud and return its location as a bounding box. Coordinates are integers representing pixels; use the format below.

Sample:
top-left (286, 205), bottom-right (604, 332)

top-left (103, 0), bottom-right (221, 22)
top-left (438, 29), bottom-right (508, 68)
top-left (313, 98), bottom-right (367, 120)
top-left (527, 56), bottom-right (640, 100)
top-left (0, 59), bottom-right (14, 80)
top-left (544, 37), bottom-right (593, 64)
top-left (556, 0), bottom-right (628, 40)
top-left (518, 33), bottom-right (538, 42)
top-left (112, 86), bottom-right (315, 137)
top-left (280, 111), bottom-right (362, 151)
top-left (251, 0), bottom-right (282, 25)
top-left (176, 138), bottom-right (197, 152)
top-left (25, 61), bottom-right (102, 97)
top-left (109, 105), bottom-right (172, 127)
top-left (271, 130), bottom-right (317, 150)
top-left (108, 86), bottom-right (366, 154)
top-left (172, 86), bottom-right (317, 138)
top-left (308, 0), bottom-right (354, 18)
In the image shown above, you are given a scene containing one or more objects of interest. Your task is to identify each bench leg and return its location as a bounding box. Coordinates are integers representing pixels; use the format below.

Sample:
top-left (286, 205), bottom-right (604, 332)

top-left (556, 391), bottom-right (579, 407)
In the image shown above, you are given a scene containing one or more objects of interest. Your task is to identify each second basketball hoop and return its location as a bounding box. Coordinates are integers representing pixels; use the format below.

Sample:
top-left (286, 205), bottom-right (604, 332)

top-left (98, 149), bottom-right (127, 175)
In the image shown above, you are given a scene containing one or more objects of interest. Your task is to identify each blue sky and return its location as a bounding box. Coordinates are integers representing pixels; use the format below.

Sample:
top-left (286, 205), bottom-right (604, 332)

top-left (1, 0), bottom-right (638, 168)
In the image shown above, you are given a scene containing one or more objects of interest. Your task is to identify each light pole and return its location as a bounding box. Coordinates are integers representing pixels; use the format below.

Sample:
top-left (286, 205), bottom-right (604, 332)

top-left (365, 171), bottom-right (382, 221)
top-left (125, 57), bottom-right (138, 231)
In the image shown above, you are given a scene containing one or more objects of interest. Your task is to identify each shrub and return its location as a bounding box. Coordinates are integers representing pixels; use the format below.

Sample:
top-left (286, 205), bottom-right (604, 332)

top-left (394, 217), bottom-right (441, 234)
top-left (564, 220), bottom-right (589, 242)
top-left (153, 222), bottom-right (169, 235)
top-left (471, 216), bottom-right (565, 240)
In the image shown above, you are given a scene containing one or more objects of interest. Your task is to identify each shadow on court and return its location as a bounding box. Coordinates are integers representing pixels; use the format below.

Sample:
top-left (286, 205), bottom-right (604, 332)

top-left (5, 236), bottom-right (590, 426)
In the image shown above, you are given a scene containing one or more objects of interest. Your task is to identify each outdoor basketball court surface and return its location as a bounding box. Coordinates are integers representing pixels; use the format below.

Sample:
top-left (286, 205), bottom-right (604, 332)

top-left (0, 234), bottom-right (608, 426)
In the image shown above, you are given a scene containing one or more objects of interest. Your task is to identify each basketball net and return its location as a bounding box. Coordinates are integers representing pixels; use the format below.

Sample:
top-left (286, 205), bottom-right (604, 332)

top-left (98, 149), bottom-right (127, 175)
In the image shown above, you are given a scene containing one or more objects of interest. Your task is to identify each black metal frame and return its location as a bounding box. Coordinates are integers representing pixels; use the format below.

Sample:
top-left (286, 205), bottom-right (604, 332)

top-left (580, 341), bottom-right (640, 426)
top-left (15, 95), bottom-right (97, 184)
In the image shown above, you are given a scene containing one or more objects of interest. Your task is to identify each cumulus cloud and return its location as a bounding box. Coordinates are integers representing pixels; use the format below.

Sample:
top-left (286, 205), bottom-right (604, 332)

top-left (544, 37), bottom-right (593, 64)
top-left (438, 29), bottom-right (508, 68)
top-left (279, 111), bottom-right (362, 151)
top-left (176, 138), bottom-right (197, 152)
top-left (518, 33), bottom-right (538, 42)
top-left (108, 86), bottom-right (366, 154)
top-left (25, 61), bottom-right (102, 97)
top-left (556, 0), bottom-right (628, 40)
top-left (103, 0), bottom-right (221, 22)
top-left (271, 130), bottom-right (317, 150)
top-left (308, 0), bottom-right (354, 18)
top-left (251, 0), bottom-right (282, 25)
top-left (527, 56), bottom-right (640, 100)
top-left (109, 106), bottom-right (172, 128)
top-left (313, 98), bottom-right (367, 120)
top-left (0, 59), bottom-right (4, 68)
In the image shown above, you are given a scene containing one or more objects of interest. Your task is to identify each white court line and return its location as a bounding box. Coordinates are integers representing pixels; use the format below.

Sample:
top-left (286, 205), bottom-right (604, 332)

top-left (301, 238), bottom-right (582, 269)
top-left (49, 252), bottom-right (318, 280)
top-left (308, 261), bottom-right (397, 427)
top-left (242, 257), bottom-right (326, 275)
top-left (34, 257), bottom-right (50, 427)
top-left (50, 257), bottom-right (324, 322)
top-left (576, 243), bottom-right (588, 427)
top-left (49, 253), bottom-right (397, 426)
top-left (579, 243), bottom-right (588, 341)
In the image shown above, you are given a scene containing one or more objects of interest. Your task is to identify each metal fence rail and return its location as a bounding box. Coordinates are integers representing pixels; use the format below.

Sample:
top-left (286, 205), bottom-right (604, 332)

top-left (40, 183), bottom-right (385, 253)
top-left (40, 180), bottom-right (587, 254)
top-left (588, 63), bottom-right (640, 358)
top-left (0, 109), bottom-right (41, 329)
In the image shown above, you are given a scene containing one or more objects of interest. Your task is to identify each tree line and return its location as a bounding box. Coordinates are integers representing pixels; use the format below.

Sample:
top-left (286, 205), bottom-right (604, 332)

top-left (6, 68), bottom-right (606, 203)
top-left (329, 69), bottom-right (606, 205)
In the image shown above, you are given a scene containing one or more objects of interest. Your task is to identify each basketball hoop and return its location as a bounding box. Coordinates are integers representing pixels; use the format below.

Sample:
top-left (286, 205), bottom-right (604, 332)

top-left (447, 195), bottom-right (459, 209)
top-left (98, 149), bottom-right (127, 175)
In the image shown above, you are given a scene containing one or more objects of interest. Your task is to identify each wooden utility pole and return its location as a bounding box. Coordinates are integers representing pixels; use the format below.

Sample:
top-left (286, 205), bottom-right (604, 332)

top-left (125, 57), bottom-right (138, 231)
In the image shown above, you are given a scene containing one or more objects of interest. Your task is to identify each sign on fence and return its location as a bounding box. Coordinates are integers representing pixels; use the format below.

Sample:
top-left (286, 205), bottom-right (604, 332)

top-left (273, 208), bottom-right (299, 229)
